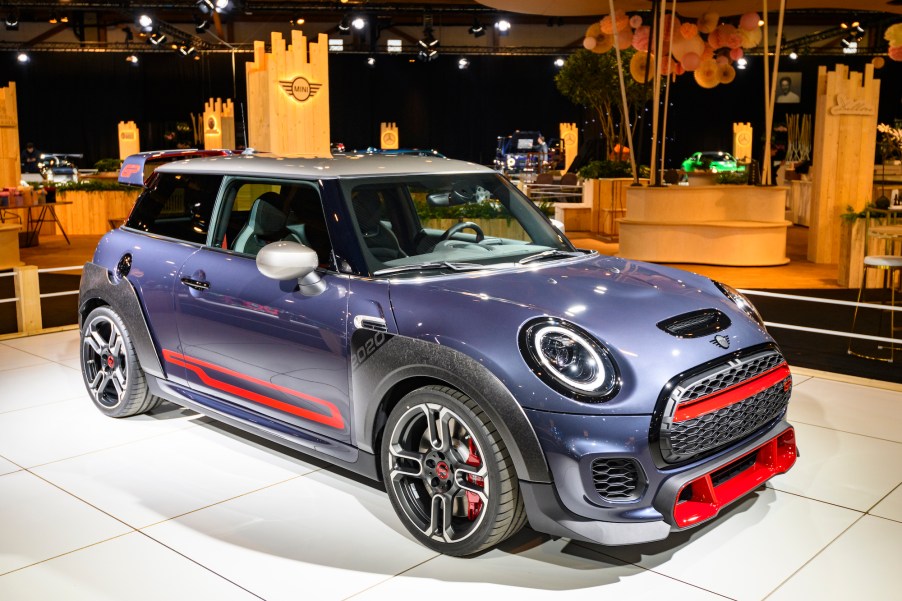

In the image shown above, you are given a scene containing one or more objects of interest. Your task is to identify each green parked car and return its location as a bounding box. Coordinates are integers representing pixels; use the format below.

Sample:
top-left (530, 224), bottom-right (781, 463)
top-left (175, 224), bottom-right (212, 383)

top-left (681, 151), bottom-right (746, 173)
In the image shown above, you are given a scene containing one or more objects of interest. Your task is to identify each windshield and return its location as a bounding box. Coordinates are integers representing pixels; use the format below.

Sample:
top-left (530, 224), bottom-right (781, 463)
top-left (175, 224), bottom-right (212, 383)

top-left (340, 172), bottom-right (574, 276)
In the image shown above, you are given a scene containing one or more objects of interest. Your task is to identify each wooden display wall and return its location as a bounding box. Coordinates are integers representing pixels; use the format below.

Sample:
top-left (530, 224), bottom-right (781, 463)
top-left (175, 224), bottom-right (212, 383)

top-left (118, 121), bottom-right (140, 159)
top-left (246, 31), bottom-right (331, 157)
top-left (380, 122), bottom-right (399, 150)
top-left (203, 98), bottom-right (236, 150)
top-left (560, 123), bottom-right (578, 173)
top-left (0, 82), bottom-right (20, 188)
top-left (733, 122), bottom-right (753, 164)
top-left (808, 64), bottom-right (880, 264)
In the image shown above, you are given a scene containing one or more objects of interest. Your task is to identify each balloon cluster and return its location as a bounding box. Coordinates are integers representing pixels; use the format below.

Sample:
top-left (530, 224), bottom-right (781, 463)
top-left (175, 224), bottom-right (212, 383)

top-left (583, 10), bottom-right (763, 88)
top-left (885, 23), bottom-right (902, 62)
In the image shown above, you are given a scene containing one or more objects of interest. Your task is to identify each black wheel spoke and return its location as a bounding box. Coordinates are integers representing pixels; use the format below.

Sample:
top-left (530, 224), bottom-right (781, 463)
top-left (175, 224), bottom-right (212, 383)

top-left (428, 493), bottom-right (454, 542)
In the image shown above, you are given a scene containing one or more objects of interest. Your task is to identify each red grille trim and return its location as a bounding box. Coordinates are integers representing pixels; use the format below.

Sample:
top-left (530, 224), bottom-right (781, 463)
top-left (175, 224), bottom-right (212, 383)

top-left (673, 363), bottom-right (791, 423)
top-left (673, 428), bottom-right (797, 528)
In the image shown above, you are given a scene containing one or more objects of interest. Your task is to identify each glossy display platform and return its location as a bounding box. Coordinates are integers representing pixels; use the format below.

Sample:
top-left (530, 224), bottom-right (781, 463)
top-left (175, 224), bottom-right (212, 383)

top-left (1, 330), bottom-right (900, 599)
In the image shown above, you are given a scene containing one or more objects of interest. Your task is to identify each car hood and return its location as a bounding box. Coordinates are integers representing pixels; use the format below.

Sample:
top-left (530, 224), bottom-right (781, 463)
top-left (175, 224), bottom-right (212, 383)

top-left (388, 253), bottom-right (775, 415)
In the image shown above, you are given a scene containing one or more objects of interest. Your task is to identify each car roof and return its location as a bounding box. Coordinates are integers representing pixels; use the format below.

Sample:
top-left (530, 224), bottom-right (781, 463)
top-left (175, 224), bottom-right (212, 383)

top-left (153, 153), bottom-right (492, 178)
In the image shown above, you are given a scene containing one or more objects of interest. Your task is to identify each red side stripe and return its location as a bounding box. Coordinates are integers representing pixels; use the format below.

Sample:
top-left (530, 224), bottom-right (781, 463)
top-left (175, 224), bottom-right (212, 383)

top-left (673, 363), bottom-right (791, 423)
top-left (162, 349), bottom-right (345, 430)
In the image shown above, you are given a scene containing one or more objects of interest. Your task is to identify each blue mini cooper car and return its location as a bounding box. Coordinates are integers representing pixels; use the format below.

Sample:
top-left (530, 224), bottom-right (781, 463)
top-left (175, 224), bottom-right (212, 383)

top-left (78, 152), bottom-right (796, 556)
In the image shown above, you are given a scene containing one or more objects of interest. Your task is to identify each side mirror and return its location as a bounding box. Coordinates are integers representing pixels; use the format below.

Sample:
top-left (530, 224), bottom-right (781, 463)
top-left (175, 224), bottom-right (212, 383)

top-left (256, 241), bottom-right (327, 296)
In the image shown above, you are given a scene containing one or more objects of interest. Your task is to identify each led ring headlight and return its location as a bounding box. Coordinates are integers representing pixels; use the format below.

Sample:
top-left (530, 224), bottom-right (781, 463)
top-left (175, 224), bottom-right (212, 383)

top-left (520, 318), bottom-right (621, 402)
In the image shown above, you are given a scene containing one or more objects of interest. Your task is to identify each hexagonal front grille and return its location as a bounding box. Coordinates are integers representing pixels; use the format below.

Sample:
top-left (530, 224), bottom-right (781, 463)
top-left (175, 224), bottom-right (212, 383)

top-left (591, 458), bottom-right (642, 501)
top-left (658, 349), bottom-right (791, 464)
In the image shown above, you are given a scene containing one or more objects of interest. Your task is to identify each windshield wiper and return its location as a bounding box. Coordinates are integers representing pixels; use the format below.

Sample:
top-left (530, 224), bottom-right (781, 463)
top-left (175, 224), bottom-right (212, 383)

top-left (518, 249), bottom-right (586, 265)
top-left (374, 261), bottom-right (489, 276)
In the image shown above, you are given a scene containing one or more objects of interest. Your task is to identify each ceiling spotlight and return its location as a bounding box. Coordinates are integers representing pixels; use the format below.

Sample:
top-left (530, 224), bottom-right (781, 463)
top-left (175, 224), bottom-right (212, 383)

top-left (495, 19), bottom-right (511, 34)
top-left (418, 48), bottom-right (438, 62)
top-left (138, 14), bottom-right (153, 32)
top-left (290, 16), bottom-right (305, 26)
top-left (49, 13), bottom-right (58, 24)
top-left (736, 57), bottom-right (748, 69)
top-left (5, 11), bottom-right (19, 30)
top-left (458, 57), bottom-right (470, 69)
top-left (352, 16), bottom-right (366, 30)
top-left (338, 15), bottom-right (351, 33)
top-left (366, 55), bottom-right (376, 67)
top-left (788, 50), bottom-right (798, 60)
top-left (840, 20), bottom-right (861, 29)
top-left (195, 17), bottom-right (210, 33)
top-left (179, 45), bottom-right (196, 57)
top-left (842, 38), bottom-right (859, 54)
top-left (468, 18), bottom-right (485, 37)
top-left (554, 57), bottom-right (565, 67)
top-left (60, 15), bottom-right (69, 24)
top-left (757, 19), bottom-right (765, 27)
top-left (418, 27), bottom-right (438, 50)
top-left (214, 0), bottom-right (230, 12)
top-left (16, 52), bottom-right (29, 63)
top-left (126, 54), bottom-right (139, 64)
top-left (149, 32), bottom-right (167, 46)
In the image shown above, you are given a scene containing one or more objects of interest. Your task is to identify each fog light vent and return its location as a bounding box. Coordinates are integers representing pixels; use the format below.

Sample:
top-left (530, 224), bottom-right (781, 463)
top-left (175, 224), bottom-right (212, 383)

top-left (591, 458), bottom-right (642, 501)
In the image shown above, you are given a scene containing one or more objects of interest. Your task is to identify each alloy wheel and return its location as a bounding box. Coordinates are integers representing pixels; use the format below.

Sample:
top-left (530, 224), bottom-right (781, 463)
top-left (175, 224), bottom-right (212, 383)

top-left (82, 314), bottom-right (129, 409)
top-left (386, 402), bottom-right (489, 544)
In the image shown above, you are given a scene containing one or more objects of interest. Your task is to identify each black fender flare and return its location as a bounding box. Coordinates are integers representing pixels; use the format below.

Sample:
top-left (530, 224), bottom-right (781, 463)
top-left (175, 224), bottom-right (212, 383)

top-left (351, 330), bottom-right (551, 483)
top-left (78, 262), bottom-right (164, 378)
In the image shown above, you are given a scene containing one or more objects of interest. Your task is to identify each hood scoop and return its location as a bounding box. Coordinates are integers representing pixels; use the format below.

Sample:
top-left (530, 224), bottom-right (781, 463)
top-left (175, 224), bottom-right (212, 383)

top-left (657, 309), bottom-right (731, 338)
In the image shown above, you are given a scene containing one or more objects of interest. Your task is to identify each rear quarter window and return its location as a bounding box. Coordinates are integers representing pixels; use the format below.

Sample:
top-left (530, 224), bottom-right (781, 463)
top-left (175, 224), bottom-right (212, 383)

top-left (125, 173), bottom-right (223, 244)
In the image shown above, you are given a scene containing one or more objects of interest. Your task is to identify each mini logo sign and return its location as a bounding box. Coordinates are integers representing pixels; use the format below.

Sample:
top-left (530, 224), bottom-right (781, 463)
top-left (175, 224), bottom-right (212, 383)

top-left (829, 94), bottom-right (874, 116)
top-left (279, 76), bottom-right (322, 102)
top-left (710, 335), bottom-right (730, 349)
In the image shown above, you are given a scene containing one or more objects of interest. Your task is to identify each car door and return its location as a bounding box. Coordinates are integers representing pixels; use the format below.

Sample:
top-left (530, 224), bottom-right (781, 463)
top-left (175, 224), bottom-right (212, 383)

top-left (120, 171), bottom-right (225, 385)
top-left (171, 178), bottom-right (353, 443)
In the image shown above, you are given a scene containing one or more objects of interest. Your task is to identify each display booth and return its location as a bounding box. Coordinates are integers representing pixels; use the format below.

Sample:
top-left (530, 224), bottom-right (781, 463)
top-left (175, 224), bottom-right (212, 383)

top-left (246, 30), bottom-right (331, 157)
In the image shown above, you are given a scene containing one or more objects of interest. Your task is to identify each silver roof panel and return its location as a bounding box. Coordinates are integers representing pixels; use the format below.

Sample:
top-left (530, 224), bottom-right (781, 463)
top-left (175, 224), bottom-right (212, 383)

top-left (153, 153), bottom-right (495, 178)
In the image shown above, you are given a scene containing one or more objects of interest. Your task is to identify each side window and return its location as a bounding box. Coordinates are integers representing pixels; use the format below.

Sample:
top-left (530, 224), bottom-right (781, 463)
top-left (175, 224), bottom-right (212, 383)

top-left (213, 180), bottom-right (335, 268)
top-left (125, 173), bottom-right (223, 244)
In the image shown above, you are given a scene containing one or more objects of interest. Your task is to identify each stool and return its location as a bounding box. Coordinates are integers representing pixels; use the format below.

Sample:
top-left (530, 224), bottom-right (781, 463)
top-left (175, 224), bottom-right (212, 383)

top-left (848, 255), bottom-right (902, 362)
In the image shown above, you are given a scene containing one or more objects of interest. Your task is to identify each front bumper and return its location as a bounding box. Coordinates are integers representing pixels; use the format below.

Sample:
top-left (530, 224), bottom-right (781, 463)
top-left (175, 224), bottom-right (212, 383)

top-left (520, 418), bottom-right (796, 546)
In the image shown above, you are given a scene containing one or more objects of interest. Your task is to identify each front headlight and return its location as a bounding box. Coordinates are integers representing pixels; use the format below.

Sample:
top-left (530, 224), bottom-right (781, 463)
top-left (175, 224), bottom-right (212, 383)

top-left (713, 280), bottom-right (764, 328)
top-left (519, 318), bottom-right (620, 402)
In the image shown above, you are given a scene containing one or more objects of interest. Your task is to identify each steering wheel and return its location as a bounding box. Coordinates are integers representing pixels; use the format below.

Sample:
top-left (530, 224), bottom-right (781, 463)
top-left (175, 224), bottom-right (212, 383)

top-left (439, 221), bottom-right (485, 243)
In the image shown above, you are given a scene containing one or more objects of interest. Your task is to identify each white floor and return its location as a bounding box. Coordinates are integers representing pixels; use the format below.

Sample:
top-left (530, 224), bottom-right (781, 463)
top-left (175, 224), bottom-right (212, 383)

top-left (1, 330), bottom-right (901, 601)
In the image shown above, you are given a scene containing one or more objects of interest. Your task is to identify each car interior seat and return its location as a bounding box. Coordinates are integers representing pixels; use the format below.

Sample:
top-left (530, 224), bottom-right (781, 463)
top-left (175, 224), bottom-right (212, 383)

top-left (352, 189), bottom-right (407, 261)
top-left (284, 186), bottom-right (333, 267)
top-left (232, 191), bottom-right (294, 256)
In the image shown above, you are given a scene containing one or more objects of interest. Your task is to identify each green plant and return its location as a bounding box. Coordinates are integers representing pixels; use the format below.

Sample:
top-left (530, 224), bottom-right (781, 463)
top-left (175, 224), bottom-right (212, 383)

top-left (555, 49), bottom-right (650, 162)
top-left (715, 171), bottom-right (749, 185)
top-left (840, 204), bottom-right (872, 222)
top-left (93, 158), bottom-right (122, 172)
top-left (57, 180), bottom-right (133, 193)
top-left (577, 160), bottom-right (633, 179)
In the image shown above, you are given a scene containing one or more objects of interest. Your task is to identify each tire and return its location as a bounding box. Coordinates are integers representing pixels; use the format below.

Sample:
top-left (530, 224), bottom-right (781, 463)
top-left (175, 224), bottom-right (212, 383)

top-left (381, 385), bottom-right (526, 556)
top-left (80, 306), bottom-right (162, 418)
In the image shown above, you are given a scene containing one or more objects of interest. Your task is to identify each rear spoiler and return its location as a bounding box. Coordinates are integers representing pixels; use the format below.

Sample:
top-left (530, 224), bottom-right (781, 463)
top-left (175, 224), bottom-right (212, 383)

top-left (118, 149), bottom-right (232, 186)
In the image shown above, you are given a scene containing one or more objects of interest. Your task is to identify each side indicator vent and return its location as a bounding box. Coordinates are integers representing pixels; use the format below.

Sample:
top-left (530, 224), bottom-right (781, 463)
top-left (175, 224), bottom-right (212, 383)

top-left (353, 315), bottom-right (387, 332)
top-left (657, 309), bottom-right (731, 338)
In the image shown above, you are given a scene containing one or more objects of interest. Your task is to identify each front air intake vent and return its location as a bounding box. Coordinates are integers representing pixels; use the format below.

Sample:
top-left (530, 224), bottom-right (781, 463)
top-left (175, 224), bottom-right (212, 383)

top-left (657, 309), bottom-right (731, 338)
top-left (591, 458), bottom-right (643, 501)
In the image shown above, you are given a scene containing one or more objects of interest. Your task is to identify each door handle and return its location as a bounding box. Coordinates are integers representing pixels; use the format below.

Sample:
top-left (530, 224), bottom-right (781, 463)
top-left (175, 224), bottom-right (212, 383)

top-left (180, 277), bottom-right (210, 291)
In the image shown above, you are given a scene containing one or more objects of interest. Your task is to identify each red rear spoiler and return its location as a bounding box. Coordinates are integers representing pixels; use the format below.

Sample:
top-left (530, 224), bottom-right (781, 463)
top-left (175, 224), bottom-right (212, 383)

top-left (118, 149), bottom-right (232, 186)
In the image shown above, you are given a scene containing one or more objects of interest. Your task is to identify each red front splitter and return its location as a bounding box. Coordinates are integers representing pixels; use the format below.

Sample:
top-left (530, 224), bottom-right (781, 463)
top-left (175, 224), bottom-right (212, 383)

top-left (673, 428), bottom-right (797, 529)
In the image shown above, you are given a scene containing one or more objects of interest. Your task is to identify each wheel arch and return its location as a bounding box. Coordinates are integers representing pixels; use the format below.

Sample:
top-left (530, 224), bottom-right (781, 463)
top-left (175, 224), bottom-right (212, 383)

top-left (351, 332), bottom-right (551, 484)
top-left (79, 262), bottom-right (164, 377)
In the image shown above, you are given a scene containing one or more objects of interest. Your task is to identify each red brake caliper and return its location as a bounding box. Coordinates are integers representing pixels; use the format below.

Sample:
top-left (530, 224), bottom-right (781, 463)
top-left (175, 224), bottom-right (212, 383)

top-left (465, 438), bottom-right (485, 520)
